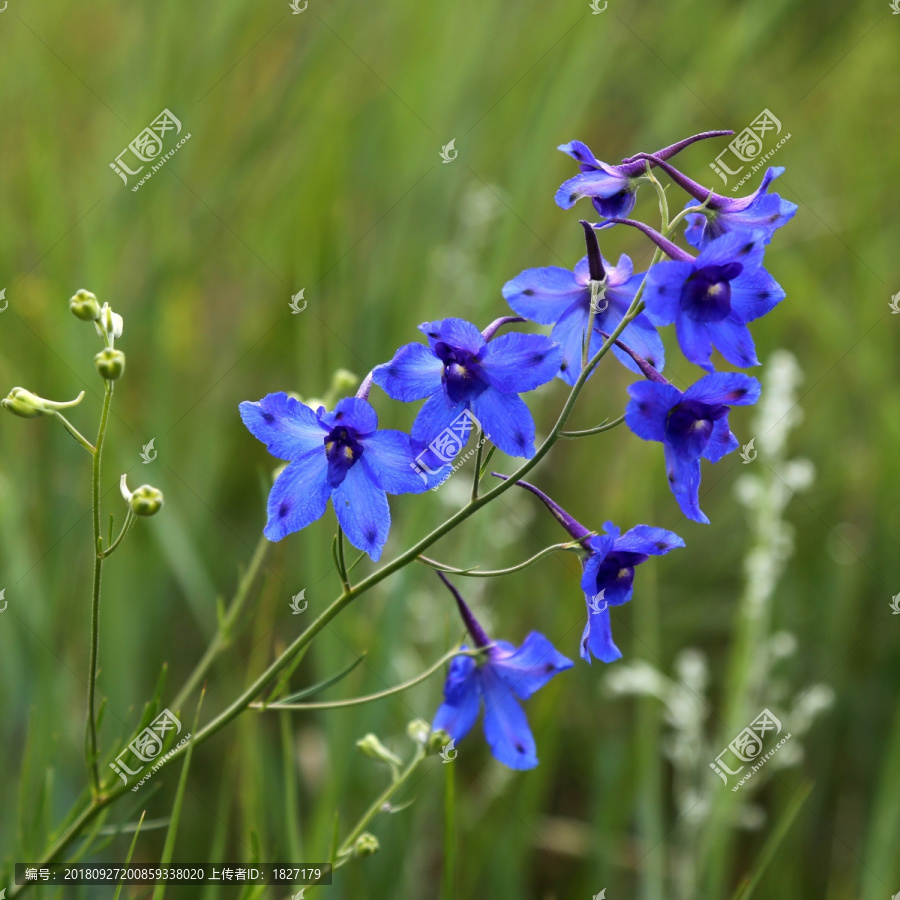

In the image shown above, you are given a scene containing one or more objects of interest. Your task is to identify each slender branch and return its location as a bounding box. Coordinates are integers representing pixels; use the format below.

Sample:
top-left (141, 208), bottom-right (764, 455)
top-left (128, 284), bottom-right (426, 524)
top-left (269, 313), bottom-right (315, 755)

top-left (560, 414), bottom-right (626, 439)
top-left (53, 411), bottom-right (96, 453)
top-left (470, 431), bottom-right (485, 502)
top-left (336, 527), bottom-right (351, 591)
top-left (417, 539), bottom-right (588, 578)
top-left (85, 382), bottom-right (113, 798)
top-left (251, 645), bottom-right (475, 711)
top-left (101, 510), bottom-right (135, 559)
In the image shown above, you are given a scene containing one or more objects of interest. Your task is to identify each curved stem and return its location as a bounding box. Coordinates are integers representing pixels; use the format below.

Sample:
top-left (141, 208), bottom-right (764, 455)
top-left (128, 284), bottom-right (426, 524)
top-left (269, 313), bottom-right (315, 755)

top-left (560, 414), bottom-right (626, 439)
top-left (252, 645), bottom-right (474, 711)
top-left (417, 539), bottom-right (587, 578)
top-left (85, 382), bottom-right (113, 798)
top-left (53, 411), bottom-right (96, 453)
top-left (102, 510), bottom-right (135, 559)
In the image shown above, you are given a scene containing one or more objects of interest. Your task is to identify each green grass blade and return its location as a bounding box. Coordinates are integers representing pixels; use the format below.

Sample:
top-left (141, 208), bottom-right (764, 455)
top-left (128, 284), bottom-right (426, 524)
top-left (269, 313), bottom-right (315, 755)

top-left (112, 810), bottom-right (146, 900)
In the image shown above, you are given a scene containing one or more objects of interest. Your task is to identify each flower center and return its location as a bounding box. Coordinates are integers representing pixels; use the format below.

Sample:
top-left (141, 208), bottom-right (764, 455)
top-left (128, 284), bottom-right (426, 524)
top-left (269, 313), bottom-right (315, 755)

top-left (324, 424), bottom-right (364, 488)
top-left (433, 341), bottom-right (488, 403)
top-left (664, 399), bottom-right (728, 458)
top-left (681, 262), bottom-right (743, 321)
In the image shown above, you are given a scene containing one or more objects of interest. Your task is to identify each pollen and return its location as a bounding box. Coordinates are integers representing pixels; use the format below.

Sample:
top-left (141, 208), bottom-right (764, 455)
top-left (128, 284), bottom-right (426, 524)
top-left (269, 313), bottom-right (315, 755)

top-left (325, 441), bottom-right (334, 452)
top-left (344, 446), bottom-right (355, 459)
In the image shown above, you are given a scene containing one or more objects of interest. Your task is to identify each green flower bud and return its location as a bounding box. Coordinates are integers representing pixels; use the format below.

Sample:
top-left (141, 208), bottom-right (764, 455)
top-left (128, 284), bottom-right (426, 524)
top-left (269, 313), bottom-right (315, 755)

top-left (95, 348), bottom-right (126, 380)
top-left (352, 833), bottom-right (380, 858)
top-left (1, 387), bottom-right (85, 418)
top-left (69, 289), bottom-right (101, 322)
top-left (406, 719), bottom-right (430, 746)
top-left (426, 728), bottom-right (453, 756)
top-left (356, 733), bottom-right (402, 768)
top-left (121, 475), bottom-right (164, 517)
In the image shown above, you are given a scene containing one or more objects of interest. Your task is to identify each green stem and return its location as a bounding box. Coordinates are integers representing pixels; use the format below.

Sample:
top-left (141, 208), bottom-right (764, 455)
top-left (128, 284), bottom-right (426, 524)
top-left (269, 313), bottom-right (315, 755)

top-left (417, 539), bottom-right (587, 578)
top-left (336, 527), bottom-right (351, 591)
top-left (85, 382), bottom-right (113, 798)
top-left (170, 532), bottom-right (270, 713)
top-left (335, 745), bottom-right (427, 865)
top-left (470, 431), bottom-right (486, 501)
top-left (101, 510), bottom-right (135, 558)
top-left (560, 413), bottom-right (626, 439)
top-left (252, 645), bottom-right (473, 711)
top-left (53, 411), bottom-right (96, 453)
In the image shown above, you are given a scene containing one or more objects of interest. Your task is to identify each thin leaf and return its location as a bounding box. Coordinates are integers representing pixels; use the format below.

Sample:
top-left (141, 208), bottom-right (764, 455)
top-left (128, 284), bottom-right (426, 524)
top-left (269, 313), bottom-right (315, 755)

top-left (275, 653), bottom-right (367, 705)
top-left (113, 810), bottom-right (146, 900)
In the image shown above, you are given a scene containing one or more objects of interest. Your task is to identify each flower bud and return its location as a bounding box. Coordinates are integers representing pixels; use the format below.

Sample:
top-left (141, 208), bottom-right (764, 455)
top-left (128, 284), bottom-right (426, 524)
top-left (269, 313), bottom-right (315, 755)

top-left (2, 387), bottom-right (85, 418)
top-left (356, 733), bottom-right (402, 768)
top-left (426, 728), bottom-right (453, 756)
top-left (406, 719), bottom-right (430, 746)
top-left (95, 348), bottom-right (126, 380)
top-left (121, 475), bottom-right (164, 517)
top-left (69, 289), bottom-right (101, 322)
top-left (352, 833), bottom-right (380, 858)
top-left (95, 302), bottom-right (124, 342)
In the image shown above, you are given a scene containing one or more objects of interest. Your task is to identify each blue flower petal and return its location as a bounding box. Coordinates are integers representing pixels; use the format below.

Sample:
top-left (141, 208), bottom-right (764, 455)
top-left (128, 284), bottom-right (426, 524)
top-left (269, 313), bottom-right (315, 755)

top-left (557, 140), bottom-right (602, 167)
top-left (704, 417), bottom-right (739, 463)
top-left (708, 317), bottom-right (760, 368)
top-left (480, 667), bottom-right (539, 769)
top-left (411, 391), bottom-right (471, 448)
top-left (614, 525), bottom-right (685, 555)
top-left (580, 605), bottom-right (623, 664)
top-left (502, 266), bottom-right (587, 325)
top-left (432, 654), bottom-right (482, 742)
top-left (550, 300), bottom-right (592, 386)
top-left (729, 267), bottom-right (786, 324)
top-left (675, 314), bottom-right (715, 371)
top-left (643, 260), bottom-right (695, 326)
top-left (470, 387), bottom-right (535, 458)
top-left (319, 398), bottom-right (379, 436)
top-left (663, 443), bottom-right (708, 524)
top-left (480, 333), bottom-right (563, 393)
top-left (263, 449), bottom-right (331, 541)
top-left (695, 230), bottom-right (765, 274)
top-left (418, 318), bottom-right (485, 355)
top-left (360, 429), bottom-right (430, 495)
top-left (555, 170), bottom-right (629, 210)
top-left (683, 372), bottom-right (761, 406)
top-left (625, 381), bottom-right (682, 443)
top-left (332, 462), bottom-right (391, 560)
top-left (240, 393), bottom-right (326, 461)
top-left (610, 309), bottom-right (666, 376)
top-left (489, 633), bottom-right (574, 700)
top-left (371, 342), bottom-right (443, 402)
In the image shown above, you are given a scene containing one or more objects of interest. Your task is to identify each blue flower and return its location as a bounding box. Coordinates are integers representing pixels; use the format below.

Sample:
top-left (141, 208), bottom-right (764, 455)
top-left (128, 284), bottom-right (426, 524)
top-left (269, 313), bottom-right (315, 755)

top-left (555, 130), bottom-right (733, 219)
top-left (629, 155), bottom-right (797, 249)
top-left (371, 317), bottom-right (562, 459)
top-left (640, 228), bottom-right (786, 372)
top-left (502, 224), bottom-right (664, 384)
top-left (498, 477), bottom-right (683, 663)
top-left (431, 572), bottom-right (573, 770)
top-left (239, 393), bottom-right (428, 560)
top-left (625, 372), bottom-right (761, 523)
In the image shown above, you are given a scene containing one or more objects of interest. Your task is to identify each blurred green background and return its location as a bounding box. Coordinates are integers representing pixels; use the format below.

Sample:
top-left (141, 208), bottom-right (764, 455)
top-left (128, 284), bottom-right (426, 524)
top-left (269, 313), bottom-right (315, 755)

top-left (1, 0), bottom-right (899, 897)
